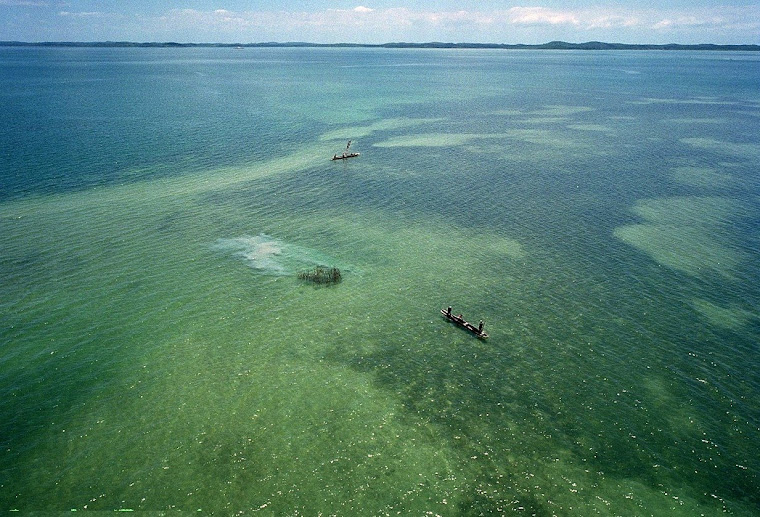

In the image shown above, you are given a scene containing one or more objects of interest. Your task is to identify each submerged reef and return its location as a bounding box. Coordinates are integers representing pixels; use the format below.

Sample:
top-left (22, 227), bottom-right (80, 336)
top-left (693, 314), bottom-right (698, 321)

top-left (297, 266), bottom-right (342, 284)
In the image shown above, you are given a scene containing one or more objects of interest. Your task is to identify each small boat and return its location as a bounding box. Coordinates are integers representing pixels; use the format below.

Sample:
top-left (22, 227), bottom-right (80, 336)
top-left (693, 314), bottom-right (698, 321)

top-left (441, 307), bottom-right (488, 339)
top-left (332, 140), bottom-right (360, 161)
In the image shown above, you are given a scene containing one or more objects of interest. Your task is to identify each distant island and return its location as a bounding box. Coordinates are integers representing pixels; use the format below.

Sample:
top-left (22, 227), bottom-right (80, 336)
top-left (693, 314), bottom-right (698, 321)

top-left (1, 41), bottom-right (759, 51)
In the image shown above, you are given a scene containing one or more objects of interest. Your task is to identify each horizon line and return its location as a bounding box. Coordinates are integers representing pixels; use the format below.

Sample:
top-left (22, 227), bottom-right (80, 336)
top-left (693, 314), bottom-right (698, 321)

top-left (1, 40), bottom-right (759, 51)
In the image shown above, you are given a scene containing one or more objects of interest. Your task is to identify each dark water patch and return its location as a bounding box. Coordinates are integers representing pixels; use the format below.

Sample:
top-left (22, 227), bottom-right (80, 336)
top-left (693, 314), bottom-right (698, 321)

top-left (0, 48), bottom-right (326, 201)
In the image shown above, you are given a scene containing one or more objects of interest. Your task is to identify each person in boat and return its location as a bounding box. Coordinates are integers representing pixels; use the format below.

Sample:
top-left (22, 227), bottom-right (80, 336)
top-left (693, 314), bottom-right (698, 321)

top-left (478, 320), bottom-right (484, 333)
top-left (447, 307), bottom-right (452, 316)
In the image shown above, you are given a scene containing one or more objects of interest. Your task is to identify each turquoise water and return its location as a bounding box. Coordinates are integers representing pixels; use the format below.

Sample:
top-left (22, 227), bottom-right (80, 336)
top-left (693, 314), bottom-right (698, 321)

top-left (1, 47), bottom-right (759, 514)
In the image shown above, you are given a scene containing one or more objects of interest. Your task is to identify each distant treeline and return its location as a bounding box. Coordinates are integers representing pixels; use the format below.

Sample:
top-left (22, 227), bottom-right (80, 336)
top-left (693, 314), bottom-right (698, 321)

top-left (1, 41), bottom-right (758, 51)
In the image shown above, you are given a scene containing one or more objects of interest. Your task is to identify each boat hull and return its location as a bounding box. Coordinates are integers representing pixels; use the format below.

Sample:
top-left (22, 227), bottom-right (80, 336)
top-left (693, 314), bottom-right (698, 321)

top-left (331, 153), bottom-right (360, 161)
top-left (441, 309), bottom-right (488, 339)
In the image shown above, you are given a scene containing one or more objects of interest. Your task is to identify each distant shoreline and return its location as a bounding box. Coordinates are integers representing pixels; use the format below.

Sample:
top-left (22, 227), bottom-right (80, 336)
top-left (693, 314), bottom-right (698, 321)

top-left (1, 41), bottom-right (758, 51)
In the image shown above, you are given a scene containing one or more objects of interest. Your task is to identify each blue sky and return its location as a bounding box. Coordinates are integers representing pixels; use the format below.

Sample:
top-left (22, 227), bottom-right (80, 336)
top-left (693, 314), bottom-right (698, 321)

top-left (1, 1), bottom-right (758, 44)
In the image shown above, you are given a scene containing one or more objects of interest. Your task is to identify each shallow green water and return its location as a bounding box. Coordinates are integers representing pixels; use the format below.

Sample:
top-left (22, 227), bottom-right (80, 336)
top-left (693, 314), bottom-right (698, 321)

top-left (1, 47), bottom-right (759, 514)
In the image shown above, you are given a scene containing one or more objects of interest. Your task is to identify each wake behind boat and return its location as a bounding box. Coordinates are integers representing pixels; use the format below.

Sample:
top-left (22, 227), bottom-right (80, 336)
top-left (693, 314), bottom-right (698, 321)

top-left (332, 140), bottom-right (360, 161)
top-left (441, 307), bottom-right (488, 339)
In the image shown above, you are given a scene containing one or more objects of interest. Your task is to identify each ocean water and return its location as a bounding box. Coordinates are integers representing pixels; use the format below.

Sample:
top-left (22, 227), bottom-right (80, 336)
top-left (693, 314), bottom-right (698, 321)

top-left (1, 46), bottom-right (758, 514)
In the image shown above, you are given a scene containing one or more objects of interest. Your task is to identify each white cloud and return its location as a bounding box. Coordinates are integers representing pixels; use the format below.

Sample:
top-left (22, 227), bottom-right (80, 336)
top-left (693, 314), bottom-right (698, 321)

top-left (587, 15), bottom-right (640, 29)
top-left (508, 7), bottom-right (579, 26)
top-left (0, 0), bottom-right (48, 5)
top-left (653, 14), bottom-right (732, 30)
top-left (58, 11), bottom-right (104, 18)
top-left (35, 5), bottom-right (760, 44)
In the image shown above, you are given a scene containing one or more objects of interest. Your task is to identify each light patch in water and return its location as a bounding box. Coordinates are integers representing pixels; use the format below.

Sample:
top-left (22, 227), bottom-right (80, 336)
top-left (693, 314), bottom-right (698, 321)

top-left (690, 298), bottom-right (755, 330)
top-left (214, 234), bottom-right (287, 274)
top-left (507, 128), bottom-right (579, 148)
top-left (671, 166), bottom-right (734, 189)
top-left (319, 118), bottom-right (442, 141)
top-left (614, 196), bottom-right (746, 280)
top-left (665, 118), bottom-right (728, 124)
top-left (214, 234), bottom-right (344, 276)
top-left (567, 124), bottom-right (614, 133)
top-left (373, 133), bottom-right (493, 148)
top-left (530, 105), bottom-right (594, 117)
top-left (631, 97), bottom-right (740, 106)
top-left (519, 117), bottom-right (569, 125)
top-left (681, 137), bottom-right (760, 159)
top-left (492, 105), bottom-right (593, 119)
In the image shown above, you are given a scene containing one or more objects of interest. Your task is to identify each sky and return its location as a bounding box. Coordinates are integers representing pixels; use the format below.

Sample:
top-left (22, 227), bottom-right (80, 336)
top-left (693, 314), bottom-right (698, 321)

top-left (1, 1), bottom-right (758, 45)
